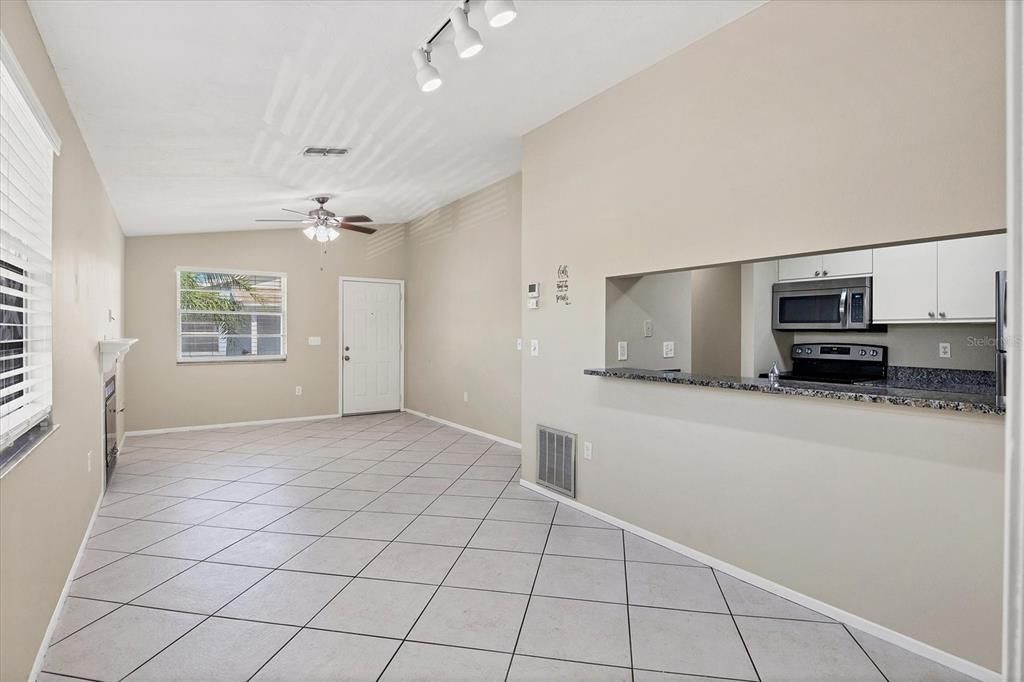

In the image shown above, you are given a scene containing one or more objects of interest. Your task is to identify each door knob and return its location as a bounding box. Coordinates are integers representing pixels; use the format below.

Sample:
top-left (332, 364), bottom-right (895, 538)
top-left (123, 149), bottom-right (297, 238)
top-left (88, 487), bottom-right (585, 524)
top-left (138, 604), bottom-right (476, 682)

top-left (344, 355), bottom-right (350, 361)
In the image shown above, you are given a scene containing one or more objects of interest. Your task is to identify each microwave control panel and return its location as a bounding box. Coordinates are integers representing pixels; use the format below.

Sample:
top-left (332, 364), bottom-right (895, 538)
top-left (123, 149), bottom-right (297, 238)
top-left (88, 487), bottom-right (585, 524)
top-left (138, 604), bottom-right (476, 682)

top-left (849, 292), bottom-right (865, 323)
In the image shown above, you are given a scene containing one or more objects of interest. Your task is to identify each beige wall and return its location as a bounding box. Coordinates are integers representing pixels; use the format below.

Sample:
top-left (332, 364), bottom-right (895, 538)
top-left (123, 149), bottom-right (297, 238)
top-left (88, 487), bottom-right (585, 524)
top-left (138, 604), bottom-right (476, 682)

top-left (124, 228), bottom-right (404, 431)
top-left (0, 2), bottom-right (126, 680)
top-left (605, 271), bottom-right (692, 370)
top-left (690, 264), bottom-right (742, 376)
top-left (404, 175), bottom-right (521, 442)
top-left (521, 0), bottom-right (1004, 671)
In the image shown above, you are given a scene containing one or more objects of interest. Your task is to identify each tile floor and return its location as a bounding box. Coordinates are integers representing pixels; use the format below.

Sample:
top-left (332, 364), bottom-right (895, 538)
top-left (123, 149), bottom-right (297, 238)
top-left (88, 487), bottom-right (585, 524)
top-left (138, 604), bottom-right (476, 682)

top-left (42, 412), bottom-right (974, 681)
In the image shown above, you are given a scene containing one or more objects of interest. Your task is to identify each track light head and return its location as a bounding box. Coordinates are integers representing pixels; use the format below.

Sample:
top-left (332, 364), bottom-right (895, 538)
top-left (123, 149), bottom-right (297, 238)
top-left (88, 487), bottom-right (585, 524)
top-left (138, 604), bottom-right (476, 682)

top-left (411, 48), bottom-right (442, 92)
top-left (450, 7), bottom-right (483, 59)
top-left (484, 0), bottom-right (517, 28)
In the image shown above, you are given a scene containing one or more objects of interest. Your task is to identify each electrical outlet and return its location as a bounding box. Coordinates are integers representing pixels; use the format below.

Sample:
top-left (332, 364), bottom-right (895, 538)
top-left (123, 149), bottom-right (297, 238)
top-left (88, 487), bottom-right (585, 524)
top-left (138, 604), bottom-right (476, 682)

top-left (530, 340), bottom-right (539, 357)
top-left (617, 341), bottom-right (628, 361)
top-left (308, 336), bottom-right (321, 346)
top-left (295, 386), bottom-right (303, 396)
top-left (663, 341), bottom-right (675, 358)
top-left (939, 342), bottom-right (951, 358)
top-left (516, 338), bottom-right (523, 351)
top-left (583, 441), bottom-right (593, 460)
top-left (643, 320), bottom-right (653, 337)
top-left (463, 391), bottom-right (469, 402)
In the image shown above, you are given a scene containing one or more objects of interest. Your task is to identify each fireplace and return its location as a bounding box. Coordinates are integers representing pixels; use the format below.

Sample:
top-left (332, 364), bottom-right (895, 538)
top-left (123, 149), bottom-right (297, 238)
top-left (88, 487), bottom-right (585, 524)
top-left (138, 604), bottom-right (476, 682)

top-left (103, 375), bottom-right (118, 478)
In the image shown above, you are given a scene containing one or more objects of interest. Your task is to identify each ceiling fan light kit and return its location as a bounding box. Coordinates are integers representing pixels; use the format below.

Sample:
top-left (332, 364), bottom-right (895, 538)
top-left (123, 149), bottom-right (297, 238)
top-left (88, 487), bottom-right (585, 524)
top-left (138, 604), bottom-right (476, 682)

top-left (413, 0), bottom-right (516, 92)
top-left (257, 195), bottom-right (376, 247)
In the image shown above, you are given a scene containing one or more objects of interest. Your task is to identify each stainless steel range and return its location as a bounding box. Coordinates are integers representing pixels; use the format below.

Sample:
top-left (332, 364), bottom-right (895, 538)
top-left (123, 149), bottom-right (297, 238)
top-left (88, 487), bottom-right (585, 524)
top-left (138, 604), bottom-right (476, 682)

top-left (777, 342), bottom-right (888, 385)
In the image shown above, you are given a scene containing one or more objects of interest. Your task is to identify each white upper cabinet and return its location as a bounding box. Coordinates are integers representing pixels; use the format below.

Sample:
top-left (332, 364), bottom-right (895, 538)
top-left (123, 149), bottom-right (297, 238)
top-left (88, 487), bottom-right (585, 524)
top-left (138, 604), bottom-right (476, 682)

top-left (777, 249), bottom-right (873, 281)
top-left (936, 233), bottom-right (1006, 321)
top-left (872, 242), bottom-right (938, 322)
top-left (872, 234), bottom-right (1005, 323)
top-left (777, 255), bottom-right (822, 281)
top-left (821, 249), bottom-right (873, 278)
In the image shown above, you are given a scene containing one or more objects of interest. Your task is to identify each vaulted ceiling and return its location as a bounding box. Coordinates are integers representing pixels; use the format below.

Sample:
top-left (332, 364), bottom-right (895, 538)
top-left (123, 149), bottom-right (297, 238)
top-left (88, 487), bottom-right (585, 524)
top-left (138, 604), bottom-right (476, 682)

top-left (29, 0), bottom-right (762, 236)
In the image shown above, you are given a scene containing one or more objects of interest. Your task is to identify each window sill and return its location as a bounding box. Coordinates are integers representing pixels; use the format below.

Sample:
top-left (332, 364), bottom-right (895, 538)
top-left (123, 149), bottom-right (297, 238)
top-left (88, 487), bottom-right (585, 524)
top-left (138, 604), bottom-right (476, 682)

top-left (0, 422), bottom-right (61, 479)
top-left (177, 357), bottom-right (287, 365)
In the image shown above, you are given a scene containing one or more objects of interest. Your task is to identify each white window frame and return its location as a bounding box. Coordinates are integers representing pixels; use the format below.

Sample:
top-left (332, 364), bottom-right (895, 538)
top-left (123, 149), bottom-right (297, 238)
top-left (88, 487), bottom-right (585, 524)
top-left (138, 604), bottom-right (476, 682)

top-left (0, 32), bottom-right (61, 473)
top-left (175, 266), bottom-right (287, 363)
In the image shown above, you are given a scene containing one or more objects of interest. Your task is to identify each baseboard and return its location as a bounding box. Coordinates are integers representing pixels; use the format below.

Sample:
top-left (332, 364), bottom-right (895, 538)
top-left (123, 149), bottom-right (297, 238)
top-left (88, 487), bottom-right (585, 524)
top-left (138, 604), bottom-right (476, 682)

top-left (124, 413), bottom-right (341, 437)
top-left (402, 409), bottom-right (521, 449)
top-left (28, 490), bottom-right (103, 681)
top-left (519, 479), bottom-right (999, 682)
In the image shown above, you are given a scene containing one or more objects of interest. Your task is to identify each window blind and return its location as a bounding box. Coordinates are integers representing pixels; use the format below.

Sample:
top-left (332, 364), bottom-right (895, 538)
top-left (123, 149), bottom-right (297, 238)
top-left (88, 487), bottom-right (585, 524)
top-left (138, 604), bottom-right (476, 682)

top-left (176, 269), bottom-right (287, 362)
top-left (0, 55), bottom-right (55, 449)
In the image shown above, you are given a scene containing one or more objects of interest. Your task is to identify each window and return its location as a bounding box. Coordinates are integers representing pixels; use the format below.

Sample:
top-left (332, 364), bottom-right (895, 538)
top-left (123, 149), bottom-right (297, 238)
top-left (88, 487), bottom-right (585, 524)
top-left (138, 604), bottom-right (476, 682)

top-left (1, 36), bottom-right (60, 467)
top-left (176, 268), bottom-right (287, 362)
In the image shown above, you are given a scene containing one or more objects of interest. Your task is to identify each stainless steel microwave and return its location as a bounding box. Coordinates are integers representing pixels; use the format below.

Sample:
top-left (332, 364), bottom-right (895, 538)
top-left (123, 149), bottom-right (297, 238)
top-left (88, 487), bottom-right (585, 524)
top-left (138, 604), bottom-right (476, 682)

top-left (772, 277), bottom-right (873, 331)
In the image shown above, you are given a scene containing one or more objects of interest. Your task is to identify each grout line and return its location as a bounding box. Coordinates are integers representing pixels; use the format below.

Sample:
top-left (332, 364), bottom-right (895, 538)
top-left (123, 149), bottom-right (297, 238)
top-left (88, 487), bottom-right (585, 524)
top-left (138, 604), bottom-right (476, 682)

top-left (372, 446), bottom-right (499, 681)
top-left (502, 497), bottom-right (558, 681)
top-left (622, 527), bottom-right (635, 682)
top-left (842, 622), bottom-right (892, 682)
top-left (711, 567), bottom-right (762, 682)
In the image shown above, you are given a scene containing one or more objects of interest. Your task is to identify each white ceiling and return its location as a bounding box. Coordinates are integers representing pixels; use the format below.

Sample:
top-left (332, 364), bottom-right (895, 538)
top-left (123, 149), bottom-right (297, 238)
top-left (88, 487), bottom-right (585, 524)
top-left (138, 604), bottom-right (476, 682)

top-left (29, 0), bottom-right (761, 236)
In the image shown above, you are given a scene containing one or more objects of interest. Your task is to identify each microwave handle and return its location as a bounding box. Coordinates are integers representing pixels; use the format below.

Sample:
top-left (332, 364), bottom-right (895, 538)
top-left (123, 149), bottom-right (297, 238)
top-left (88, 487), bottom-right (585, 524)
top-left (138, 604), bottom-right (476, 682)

top-left (839, 289), bottom-right (847, 321)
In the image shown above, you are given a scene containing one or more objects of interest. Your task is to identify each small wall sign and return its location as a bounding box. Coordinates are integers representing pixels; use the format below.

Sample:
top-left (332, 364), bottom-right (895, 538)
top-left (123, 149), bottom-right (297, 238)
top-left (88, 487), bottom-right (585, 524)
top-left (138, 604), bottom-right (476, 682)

top-left (556, 265), bottom-right (571, 305)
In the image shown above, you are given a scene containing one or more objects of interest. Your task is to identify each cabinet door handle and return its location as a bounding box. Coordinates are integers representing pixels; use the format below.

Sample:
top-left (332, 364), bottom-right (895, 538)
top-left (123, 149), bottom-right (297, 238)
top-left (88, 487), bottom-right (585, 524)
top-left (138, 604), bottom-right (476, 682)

top-left (822, 270), bottom-right (828, 276)
top-left (814, 270), bottom-right (821, 277)
top-left (928, 312), bottom-right (936, 318)
top-left (939, 312), bottom-right (946, 318)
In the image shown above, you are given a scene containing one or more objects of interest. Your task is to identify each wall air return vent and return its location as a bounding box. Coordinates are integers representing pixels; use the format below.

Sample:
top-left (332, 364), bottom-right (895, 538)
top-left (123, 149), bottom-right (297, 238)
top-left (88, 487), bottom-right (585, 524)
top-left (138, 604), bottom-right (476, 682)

top-left (537, 425), bottom-right (576, 498)
top-left (302, 146), bottom-right (350, 157)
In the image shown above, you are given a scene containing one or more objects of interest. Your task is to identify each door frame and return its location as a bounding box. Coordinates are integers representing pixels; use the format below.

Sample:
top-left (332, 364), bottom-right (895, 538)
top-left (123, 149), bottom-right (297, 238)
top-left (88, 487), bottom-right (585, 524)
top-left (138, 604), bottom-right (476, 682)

top-left (337, 276), bottom-right (405, 416)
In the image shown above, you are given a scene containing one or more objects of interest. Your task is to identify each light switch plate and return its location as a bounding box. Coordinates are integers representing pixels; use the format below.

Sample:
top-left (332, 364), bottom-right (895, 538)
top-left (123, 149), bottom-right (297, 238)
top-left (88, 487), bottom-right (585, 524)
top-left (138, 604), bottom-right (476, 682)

top-left (527, 299), bottom-right (539, 309)
top-left (583, 442), bottom-right (593, 460)
top-left (939, 342), bottom-right (951, 358)
top-left (530, 339), bottom-right (539, 357)
top-left (295, 386), bottom-right (303, 396)
top-left (617, 341), bottom-right (628, 361)
top-left (643, 320), bottom-right (653, 337)
top-left (308, 336), bottom-right (321, 346)
top-left (663, 341), bottom-right (675, 358)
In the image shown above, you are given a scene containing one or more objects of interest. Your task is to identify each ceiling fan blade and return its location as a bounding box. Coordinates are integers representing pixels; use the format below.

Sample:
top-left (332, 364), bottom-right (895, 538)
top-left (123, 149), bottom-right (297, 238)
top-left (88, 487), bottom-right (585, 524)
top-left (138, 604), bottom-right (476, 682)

top-left (256, 219), bottom-right (308, 222)
top-left (341, 214), bottom-right (372, 223)
top-left (282, 208), bottom-right (311, 217)
top-left (340, 223), bottom-right (377, 235)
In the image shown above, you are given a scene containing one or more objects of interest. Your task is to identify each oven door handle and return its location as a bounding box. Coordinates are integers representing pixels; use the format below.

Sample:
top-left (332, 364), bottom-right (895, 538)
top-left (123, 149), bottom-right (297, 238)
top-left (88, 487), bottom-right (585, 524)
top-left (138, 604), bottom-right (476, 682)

top-left (839, 289), bottom-right (848, 324)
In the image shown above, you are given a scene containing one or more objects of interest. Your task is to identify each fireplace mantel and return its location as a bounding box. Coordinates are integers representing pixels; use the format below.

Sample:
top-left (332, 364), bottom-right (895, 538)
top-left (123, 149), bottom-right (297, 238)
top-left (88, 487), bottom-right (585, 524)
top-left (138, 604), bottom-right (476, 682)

top-left (99, 338), bottom-right (138, 373)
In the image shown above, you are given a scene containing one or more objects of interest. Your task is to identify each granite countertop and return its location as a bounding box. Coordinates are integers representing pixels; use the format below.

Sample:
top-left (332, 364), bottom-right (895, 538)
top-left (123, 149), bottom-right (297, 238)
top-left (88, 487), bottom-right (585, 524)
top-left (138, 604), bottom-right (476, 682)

top-left (583, 368), bottom-right (1004, 415)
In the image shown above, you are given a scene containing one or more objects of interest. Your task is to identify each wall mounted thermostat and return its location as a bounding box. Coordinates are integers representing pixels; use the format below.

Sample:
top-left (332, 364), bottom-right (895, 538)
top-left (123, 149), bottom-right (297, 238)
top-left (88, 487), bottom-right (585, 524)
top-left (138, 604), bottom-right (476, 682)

top-left (527, 282), bottom-right (540, 298)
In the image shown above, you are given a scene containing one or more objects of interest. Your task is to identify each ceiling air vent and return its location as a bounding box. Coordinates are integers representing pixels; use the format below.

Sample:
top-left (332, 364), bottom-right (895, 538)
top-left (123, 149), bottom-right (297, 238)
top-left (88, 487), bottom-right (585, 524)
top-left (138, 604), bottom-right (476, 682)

top-left (302, 146), bottom-right (350, 157)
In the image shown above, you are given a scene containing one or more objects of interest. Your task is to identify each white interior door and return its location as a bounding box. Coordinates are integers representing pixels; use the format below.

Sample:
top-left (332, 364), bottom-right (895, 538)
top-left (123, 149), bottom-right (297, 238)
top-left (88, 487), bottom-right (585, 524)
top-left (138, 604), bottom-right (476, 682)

top-left (341, 280), bottom-right (402, 415)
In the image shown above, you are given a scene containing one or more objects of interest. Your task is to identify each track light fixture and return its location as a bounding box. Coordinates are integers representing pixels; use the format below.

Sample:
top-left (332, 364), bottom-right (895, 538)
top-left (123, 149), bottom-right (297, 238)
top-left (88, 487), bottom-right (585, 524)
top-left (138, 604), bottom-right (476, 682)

top-left (411, 47), bottom-right (442, 93)
top-left (484, 0), bottom-right (517, 28)
top-left (450, 7), bottom-right (483, 59)
top-left (412, 0), bottom-right (517, 92)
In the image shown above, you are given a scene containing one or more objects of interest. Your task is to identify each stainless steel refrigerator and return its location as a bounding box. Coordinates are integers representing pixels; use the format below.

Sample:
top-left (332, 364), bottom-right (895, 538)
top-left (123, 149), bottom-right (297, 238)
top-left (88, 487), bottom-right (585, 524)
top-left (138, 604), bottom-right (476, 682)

top-left (997, 270), bottom-right (1008, 410)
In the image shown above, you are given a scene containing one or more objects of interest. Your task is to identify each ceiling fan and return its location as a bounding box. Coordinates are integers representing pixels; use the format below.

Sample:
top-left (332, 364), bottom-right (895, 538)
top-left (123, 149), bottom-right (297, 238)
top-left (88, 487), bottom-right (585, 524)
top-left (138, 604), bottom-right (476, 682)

top-left (256, 196), bottom-right (377, 243)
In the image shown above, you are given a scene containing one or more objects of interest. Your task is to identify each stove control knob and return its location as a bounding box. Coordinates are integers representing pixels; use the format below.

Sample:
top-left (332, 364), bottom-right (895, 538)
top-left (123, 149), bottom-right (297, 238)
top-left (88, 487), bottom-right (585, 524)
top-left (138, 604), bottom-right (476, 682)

top-left (871, 350), bottom-right (879, 357)
top-left (860, 349), bottom-right (867, 356)
top-left (794, 348), bottom-right (803, 354)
